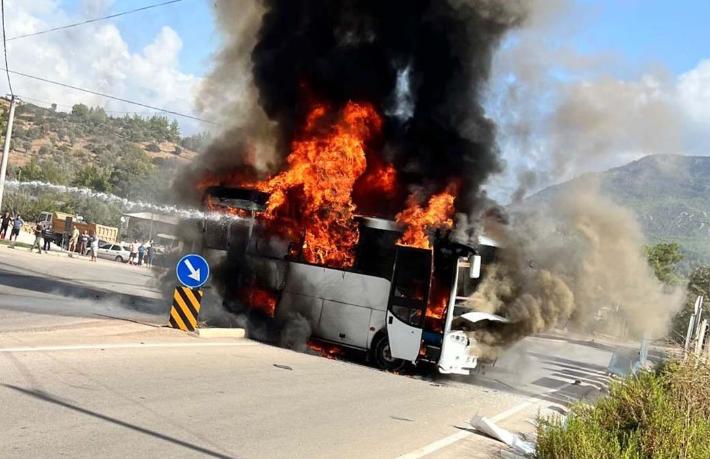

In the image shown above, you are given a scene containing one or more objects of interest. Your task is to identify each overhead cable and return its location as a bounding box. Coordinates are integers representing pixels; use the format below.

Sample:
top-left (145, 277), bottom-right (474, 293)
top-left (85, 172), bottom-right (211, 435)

top-left (1, 67), bottom-right (216, 125)
top-left (8, 0), bottom-right (184, 41)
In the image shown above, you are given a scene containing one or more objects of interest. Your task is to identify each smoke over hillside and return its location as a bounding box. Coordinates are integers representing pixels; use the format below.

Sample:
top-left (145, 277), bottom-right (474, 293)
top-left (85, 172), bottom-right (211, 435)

top-left (172, 0), bottom-right (686, 357)
top-left (466, 180), bottom-right (685, 357)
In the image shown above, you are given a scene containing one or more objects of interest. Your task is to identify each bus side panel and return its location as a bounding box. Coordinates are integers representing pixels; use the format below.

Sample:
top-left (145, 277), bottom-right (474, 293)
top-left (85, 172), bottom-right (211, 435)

top-left (367, 309), bottom-right (386, 348)
top-left (318, 301), bottom-right (371, 349)
top-left (283, 263), bottom-right (390, 308)
top-left (280, 262), bottom-right (391, 348)
top-left (278, 291), bottom-right (324, 331)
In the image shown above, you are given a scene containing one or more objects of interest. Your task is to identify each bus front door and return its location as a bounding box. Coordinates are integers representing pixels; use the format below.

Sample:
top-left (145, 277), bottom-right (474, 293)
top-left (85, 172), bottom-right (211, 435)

top-left (386, 246), bottom-right (432, 361)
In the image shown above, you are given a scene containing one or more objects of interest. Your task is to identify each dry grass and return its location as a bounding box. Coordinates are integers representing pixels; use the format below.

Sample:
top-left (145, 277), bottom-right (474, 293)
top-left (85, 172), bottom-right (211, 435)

top-left (535, 358), bottom-right (710, 459)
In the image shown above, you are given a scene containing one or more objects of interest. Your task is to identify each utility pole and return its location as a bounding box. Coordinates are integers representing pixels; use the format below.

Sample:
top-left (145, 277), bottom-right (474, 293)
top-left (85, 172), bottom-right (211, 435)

top-left (0, 94), bottom-right (18, 212)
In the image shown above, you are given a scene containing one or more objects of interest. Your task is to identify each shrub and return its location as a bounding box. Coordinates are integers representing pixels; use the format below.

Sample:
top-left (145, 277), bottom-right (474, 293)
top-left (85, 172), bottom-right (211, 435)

top-left (146, 142), bottom-right (161, 152)
top-left (536, 360), bottom-right (710, 458)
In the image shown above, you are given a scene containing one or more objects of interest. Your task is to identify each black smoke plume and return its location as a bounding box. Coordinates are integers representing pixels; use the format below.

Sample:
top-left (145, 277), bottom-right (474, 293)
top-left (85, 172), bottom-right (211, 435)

top-left (179, 0), bottom-right (527, 212)
top-left (172, 0), bottom-right (529, 345)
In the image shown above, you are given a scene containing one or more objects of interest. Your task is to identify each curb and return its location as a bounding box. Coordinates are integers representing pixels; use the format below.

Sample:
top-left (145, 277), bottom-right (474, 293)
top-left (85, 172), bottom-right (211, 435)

top-left (195, 328), bottom-right (246, 339)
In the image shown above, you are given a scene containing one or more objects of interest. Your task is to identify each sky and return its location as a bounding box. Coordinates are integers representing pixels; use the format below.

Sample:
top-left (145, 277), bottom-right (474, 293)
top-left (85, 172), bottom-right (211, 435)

top-left (2, 0), bottom-right (710, 199)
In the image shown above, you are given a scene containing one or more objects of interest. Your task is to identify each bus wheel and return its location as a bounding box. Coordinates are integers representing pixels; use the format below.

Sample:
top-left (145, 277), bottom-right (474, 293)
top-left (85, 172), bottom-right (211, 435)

top-left (371, 334), bottom-right (406, 372)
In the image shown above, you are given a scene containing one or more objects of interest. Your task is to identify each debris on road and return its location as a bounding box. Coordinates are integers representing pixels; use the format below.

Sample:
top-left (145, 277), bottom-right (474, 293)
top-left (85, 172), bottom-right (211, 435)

top-left (470, 415), bottom-right (535, 456)
top-left (273, 364), bottom-right (293, 371)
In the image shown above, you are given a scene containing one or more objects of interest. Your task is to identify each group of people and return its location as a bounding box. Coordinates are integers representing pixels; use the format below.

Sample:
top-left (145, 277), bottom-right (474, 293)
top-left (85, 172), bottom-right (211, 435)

top-left (2, 210), bottom-right (160, 266)
top-left (128, 240), bottom-right (156, 267)
top-left (67, 227), bottom-right (100, 261)
top-left (0, 211), bottom-right (26, 244)
top-left (0, 211), bottom-right (53, 253)
top-left (29, 221), bottom-right (56, 254)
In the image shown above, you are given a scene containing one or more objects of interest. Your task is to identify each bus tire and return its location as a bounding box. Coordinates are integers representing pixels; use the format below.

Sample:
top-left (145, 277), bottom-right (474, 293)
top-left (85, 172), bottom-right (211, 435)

top-left (371, 333), bottom-right (407, 372)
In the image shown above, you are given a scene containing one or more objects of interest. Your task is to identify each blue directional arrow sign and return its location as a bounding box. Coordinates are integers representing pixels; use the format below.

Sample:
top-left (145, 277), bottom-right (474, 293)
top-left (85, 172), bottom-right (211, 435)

top-left (176, 254), bottom-right (210, 288)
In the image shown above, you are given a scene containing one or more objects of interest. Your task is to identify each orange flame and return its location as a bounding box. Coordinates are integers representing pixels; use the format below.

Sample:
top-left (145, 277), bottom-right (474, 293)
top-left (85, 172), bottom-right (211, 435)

top-left (395, 185), bottom-right (457, 249)
top-left (426, 279), bottom-right (450, 333)
top-left (356, 161), bottom-right (397, 197)
top-left (307, 340), bottom-right (345, 359)
top-left (252, 102), bottom-right (382, 268)
top-left (239, 287), bottom-right (278, 318)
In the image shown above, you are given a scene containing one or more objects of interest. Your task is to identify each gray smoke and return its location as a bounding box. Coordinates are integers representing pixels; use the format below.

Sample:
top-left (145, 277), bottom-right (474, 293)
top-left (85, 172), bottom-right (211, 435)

top-left (462, 0), bottom-right (687, 357)
top-left (279, 313), bottom-right (313, 353)
top-left (467, 178), bottom-right (685, 357)
top-left (488, 0), bottom-right (682, 201)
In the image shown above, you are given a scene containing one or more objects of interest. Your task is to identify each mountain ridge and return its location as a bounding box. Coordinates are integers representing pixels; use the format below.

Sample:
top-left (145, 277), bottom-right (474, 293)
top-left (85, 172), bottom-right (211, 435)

top-left (529, 154), bottom-right (710, 268)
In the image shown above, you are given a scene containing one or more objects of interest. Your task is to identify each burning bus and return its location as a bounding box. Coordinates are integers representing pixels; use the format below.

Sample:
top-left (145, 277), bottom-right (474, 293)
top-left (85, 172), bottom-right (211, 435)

top-left (196, 184), bottom-right (508, 375)
top-left (174, 1), bottom-right (528, 375)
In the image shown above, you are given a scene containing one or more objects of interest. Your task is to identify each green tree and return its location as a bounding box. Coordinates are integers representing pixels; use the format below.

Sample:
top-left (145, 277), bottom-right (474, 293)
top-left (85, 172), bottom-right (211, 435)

top-left (169, 119), bottom-right (180, 142)
top-left (73, 165), bottom-right (112, 192)
top-left (71, 103), bottom-right (90, 118)
top-left (108, 144), bottom-right (153, 198)
top-left (41, 161), bottom-right (72, 185)
top-left (17, 159), bottom-right (45, 181)
top-left (88, 107), bottom-right (108, 124)
top-left (645, 242), bottom-right (683, 285)
top-left (180, 132), bottom-right (211, 152)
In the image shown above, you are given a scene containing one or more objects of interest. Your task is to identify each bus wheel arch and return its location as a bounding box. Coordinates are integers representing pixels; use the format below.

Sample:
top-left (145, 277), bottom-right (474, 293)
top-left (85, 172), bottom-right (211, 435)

top-left (370, 331), bottom-right (407, 372)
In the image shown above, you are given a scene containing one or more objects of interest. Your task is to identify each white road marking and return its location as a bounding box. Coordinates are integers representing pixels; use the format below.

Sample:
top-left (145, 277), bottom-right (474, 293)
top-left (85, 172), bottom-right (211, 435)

top-left (397, 381), bottom-right (573, 459)
top-left (0, 341), bottom-right (258, 353)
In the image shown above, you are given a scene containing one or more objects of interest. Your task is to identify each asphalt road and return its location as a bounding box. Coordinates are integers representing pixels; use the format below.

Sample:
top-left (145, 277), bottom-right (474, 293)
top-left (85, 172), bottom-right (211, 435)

top-left (0, 245), bottom-right (166, 331)
top-left (0, 246), bottom-right (617, 458)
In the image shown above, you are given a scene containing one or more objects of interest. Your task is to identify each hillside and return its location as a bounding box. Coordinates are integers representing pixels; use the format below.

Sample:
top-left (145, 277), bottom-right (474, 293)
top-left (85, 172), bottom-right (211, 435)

top-left (0, 97), bottom-right (210, 204)
top-left (531, 154), bottom-right (710, 267)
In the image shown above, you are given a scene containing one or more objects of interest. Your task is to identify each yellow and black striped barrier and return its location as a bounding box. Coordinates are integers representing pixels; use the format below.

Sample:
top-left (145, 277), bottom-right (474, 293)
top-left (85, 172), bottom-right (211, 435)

top-left (169, 286), bottom-right (203, 332)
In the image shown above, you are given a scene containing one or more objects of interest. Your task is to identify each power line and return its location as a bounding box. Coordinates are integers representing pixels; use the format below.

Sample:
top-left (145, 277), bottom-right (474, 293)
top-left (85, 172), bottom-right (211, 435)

top-left (2, 67), bottom-right (216, 125)
top-left (7, 0), bottom-right (184, 42)
top-left (0, 0), bottom-right (12, 95)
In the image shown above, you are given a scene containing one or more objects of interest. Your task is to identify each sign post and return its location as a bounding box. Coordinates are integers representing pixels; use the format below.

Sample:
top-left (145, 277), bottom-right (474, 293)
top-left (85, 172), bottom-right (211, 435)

top-left (169, 254), bottom-right (210, 332)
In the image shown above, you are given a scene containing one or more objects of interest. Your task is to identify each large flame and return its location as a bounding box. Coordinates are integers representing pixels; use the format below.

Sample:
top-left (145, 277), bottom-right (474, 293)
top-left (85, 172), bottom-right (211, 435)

top-left (199, 101), bottom-right (463, 345)
top-left (395, 185), bottom-right (457, 249)
top-left (253, 102), bottom-right (382, 268)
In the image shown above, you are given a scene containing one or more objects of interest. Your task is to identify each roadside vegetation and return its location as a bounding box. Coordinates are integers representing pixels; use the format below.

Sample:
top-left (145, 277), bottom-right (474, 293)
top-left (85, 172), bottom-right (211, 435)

top-left (0, 99), bottom-right (211, 205)
top-left (535, 359), bottom-right (710, 458)
top-left (643, 242), bottom-right (710, 343)
top-left (535, 244), bottom-right (709, 458)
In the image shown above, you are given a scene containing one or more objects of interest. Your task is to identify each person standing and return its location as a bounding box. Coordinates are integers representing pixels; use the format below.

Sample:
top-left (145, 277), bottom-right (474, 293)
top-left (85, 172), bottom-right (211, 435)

top-left (42, 223), bottom-right (53, 252)
top-left (89, 233), bottom-right (99, 262)
top-left (146, 241), bottom-right (155, 267)
top-left (30, 222), bottom-right (43, 254)
top-left (0, 211), bottom-right (10, 239)
top-left (79, 231), bottom-right (89, 255)
top-left (137, 242), bottom-right (146, 266)
top-left (9, 214), bottom-right (23, 247)
top-left (68, 226), bottom-right (80, 257)
top-left (128, 240), bottom-right (138, 265)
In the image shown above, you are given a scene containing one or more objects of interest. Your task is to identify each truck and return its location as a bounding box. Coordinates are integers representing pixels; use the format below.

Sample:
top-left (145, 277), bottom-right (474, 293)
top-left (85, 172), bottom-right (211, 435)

top-left (38, 211), bottom-right (119, 247)
top-left (198, 187), bottom-right (508, 375)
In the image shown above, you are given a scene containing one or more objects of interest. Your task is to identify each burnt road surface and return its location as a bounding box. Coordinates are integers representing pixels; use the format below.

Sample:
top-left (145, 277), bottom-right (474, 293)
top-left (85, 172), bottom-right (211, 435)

top-left (0, 247), bottom-right (615, 458)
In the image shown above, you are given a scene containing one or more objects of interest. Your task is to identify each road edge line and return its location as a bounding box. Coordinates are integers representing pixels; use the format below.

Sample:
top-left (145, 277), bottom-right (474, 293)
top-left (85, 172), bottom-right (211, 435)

top-left (397, 381), bottom-right (574, 459)
top-left (0, 341), bottom-right (258, 353)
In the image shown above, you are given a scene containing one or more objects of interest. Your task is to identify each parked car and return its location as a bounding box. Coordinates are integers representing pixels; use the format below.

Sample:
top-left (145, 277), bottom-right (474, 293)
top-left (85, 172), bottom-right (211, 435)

top-left (97, 243), bottom-right (131, 263)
